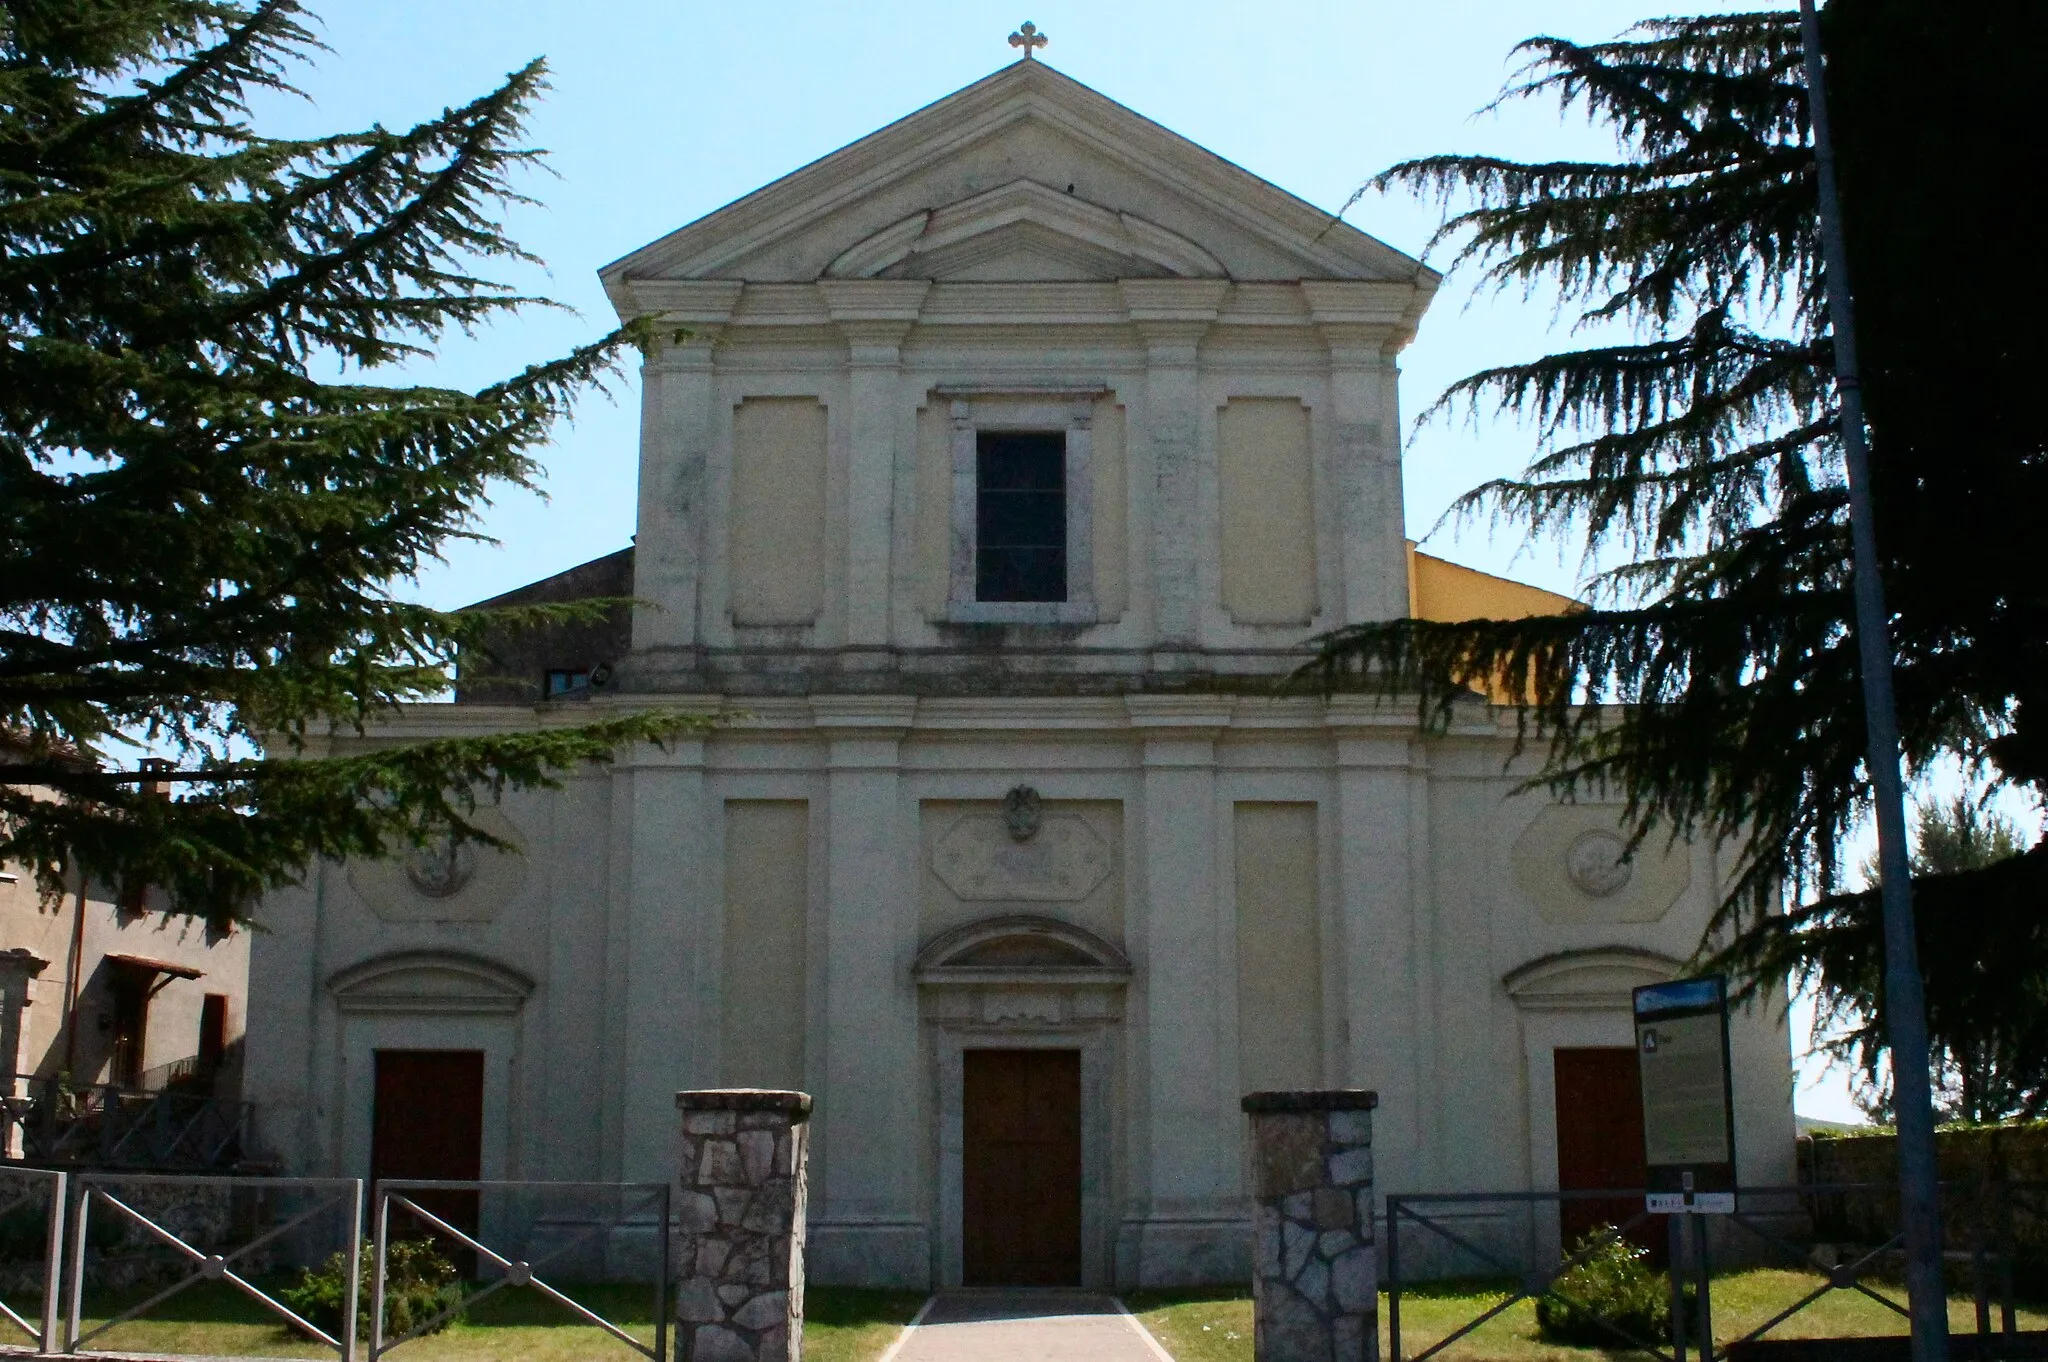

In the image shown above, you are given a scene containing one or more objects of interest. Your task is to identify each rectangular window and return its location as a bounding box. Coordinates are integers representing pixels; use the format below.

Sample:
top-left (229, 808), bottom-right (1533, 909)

top-left (198, 993), bottom-right (228, 1074)
top-left (975, 431), bottom-right (1067, 602)
top-left (544, 668), bottom-right (589, 698)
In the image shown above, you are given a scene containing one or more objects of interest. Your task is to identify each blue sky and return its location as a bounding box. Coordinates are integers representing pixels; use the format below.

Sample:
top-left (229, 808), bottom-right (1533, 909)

top-left (259, 0), bottom-right (1888, 1121)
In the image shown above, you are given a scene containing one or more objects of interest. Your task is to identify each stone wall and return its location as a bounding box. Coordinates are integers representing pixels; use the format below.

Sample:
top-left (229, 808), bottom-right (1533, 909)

top-left (1244, 1090), bottom-right (1379, 1362)
top-left (1805, 1125), bottom-right (2048, 1290)
top-left (674, 1089), bottom-right (810, 1362)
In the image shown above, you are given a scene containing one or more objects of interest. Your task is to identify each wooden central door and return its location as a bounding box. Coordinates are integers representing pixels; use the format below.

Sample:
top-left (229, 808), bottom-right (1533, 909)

top-left (373, 1050), bottom-right (485, 1264)
top-left (962, 1049), bottom-right (1082, 1286)
top-left (1554, 1046), bottom-right (1664, 1262)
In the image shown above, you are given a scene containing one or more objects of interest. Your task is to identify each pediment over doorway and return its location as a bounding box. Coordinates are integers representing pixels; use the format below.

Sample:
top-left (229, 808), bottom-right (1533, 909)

top-left (914, 916), bottom-right (1129, 1028)
top-left (1501, 946), bottom-right (1684, 1012)
top-left (915, 915), bottom-right (1129, 981)
top-left (327, 950), bottom-right (534, 1015)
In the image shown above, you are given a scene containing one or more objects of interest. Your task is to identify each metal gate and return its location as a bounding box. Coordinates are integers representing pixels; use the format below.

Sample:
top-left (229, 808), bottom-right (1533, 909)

top-left (369, 1178), bottom-right (669, 1361)
top-left (63, 1173), bottom-right (363, 1360)
top-left (0, 1166), bottom-right (64, 1353)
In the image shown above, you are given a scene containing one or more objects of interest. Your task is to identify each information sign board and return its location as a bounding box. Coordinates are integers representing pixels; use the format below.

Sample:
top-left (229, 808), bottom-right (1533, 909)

top-left (1633, 975), bottom-right (1737, 1213)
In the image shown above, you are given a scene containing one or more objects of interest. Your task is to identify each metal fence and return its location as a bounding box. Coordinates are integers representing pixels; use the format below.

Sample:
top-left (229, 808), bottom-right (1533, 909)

top-left (64, 1173), bottom-right (363, 1360)
top-left (0, 1172), bottom-right (681, 1360)
top-left (1, 1074), bottom-right (251, 1172)
top-left (1385, 1182), bottom-right (2043, 1362)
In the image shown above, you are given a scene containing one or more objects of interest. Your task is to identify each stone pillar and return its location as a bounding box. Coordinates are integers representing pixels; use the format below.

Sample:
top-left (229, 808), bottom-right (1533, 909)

top-left (675, 1089), bottom-right (812, 1362)
top-left (1243, 1090), bottom-right (1379, 1362)
top-left (0, 949), bottom-right (49, 1159)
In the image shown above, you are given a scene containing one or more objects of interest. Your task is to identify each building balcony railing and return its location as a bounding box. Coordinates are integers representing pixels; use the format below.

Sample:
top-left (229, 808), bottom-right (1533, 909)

top-left (0, 1072), bottom-right (252, 1171)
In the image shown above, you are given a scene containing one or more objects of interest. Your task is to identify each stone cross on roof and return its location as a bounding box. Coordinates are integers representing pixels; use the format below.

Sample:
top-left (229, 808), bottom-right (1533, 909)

top-left (1008, 21), bottom-right (1047, 60)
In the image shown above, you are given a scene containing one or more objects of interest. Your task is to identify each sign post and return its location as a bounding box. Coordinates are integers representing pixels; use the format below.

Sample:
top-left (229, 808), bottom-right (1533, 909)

top-left (1636, 976), bottom-right (1736, 1362)
top-left (1635, 975), bottom-right (1737, 1214)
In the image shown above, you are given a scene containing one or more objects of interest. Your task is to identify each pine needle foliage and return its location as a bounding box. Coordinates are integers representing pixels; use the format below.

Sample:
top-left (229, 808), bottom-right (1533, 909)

top-left (0, 0), bottom-right (707, 926)
top-left (1302, 2), bottom-right (2047, 1064)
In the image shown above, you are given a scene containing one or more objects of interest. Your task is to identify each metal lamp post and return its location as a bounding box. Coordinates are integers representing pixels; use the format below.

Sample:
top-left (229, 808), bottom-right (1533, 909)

top-left (1796, 4), bottom-right (1948, 1360)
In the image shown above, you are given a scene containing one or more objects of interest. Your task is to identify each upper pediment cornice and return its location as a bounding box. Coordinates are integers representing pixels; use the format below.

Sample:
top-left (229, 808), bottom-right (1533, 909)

top-left (600, 61), bottom-right (1436, 298)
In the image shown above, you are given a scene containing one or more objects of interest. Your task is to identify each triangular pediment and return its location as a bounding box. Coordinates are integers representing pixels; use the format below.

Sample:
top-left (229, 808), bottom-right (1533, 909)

top-left (603, 60), bottom-right (1429, 292)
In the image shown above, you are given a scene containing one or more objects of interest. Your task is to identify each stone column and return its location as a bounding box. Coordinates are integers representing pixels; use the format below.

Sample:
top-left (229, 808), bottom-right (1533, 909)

top-left (1242, 1090), bottom-right (1379, 1362)
top-left (675, 1089), bottom-right (812, 1362)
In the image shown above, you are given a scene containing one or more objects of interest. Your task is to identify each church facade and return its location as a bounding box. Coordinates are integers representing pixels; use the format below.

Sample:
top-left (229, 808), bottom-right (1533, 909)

top-left (244, 57), bottom-right (1795, 1289)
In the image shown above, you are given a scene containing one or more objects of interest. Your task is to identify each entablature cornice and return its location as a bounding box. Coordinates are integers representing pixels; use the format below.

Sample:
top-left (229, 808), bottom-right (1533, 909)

top-left (605, 278), bottom-right (744, 325)
top-left (671, 280), bottom-right (1387, 346)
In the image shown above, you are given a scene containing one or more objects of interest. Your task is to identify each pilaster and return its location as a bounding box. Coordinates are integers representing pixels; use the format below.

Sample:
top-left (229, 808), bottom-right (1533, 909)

top-left (809, 696), bottom-right (924, 1282)
top-left (617, 737), bottom-right (711, 1180)
top-left (632, 281), bottom-right (743, 653)
top-left (821, 282), bottom-right (929, 649)
top-left (1123, 281), bottom-right (1226, 654)
top-left (1124, 695), bottom-right (1240, 1281)
top-left (1303, 282), bottom-right (1414, 625)
top-left (1324, 697), bottom-right (1425, 1194)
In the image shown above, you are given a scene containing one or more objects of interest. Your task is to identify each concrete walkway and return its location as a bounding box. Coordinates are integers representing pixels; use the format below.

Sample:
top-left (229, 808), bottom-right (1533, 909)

top-left (880, 1290), bottom-right (1177, 1362)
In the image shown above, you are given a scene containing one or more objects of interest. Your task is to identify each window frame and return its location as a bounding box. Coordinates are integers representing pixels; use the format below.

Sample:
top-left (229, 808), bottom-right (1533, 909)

top-left (943, 390), bottom-right (1099, 625)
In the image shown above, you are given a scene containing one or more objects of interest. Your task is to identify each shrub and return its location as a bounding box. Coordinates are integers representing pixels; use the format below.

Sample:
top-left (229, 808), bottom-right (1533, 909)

top-left (1535, 1227), bottom-right (1681, 1347)
top-left (279, 1238), bottom-right (464, 1340)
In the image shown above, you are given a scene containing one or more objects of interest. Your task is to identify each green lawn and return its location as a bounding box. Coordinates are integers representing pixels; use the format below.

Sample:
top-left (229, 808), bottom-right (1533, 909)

top-left (1128, 1270), bottom-right (2048, 1362)
top-left (1, 1280), bottom-right (924, 1362)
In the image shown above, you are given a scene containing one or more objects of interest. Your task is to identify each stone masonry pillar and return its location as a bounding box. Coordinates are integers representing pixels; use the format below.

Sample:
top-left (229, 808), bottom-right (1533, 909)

top-left (1243, 1090), bottom-right (1379, 1362)
top-left (675, 1090), bottom-right (812, 1362)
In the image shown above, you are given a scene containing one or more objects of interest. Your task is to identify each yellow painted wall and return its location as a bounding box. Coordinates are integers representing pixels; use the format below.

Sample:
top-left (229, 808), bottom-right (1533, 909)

top-left (720, 800), bottom-right (809, 1088)
top-left (1234, 802), bottom-right (1321, 1093)
top-left (1407, 544), bottom-right (1580, 704)
top-left (1407, 543), bottom-right (1577, 622)
top-left (1218, 398), bottom-right (1317, 626)
top-left (729, 398), bottom-right (828, 626)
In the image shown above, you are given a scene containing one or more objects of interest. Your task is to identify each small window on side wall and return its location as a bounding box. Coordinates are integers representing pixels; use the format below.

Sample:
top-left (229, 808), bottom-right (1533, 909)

top-left (975, 432), bottom-right (1067, 603)
top-left (544, 669), bottom-right (589, 699)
